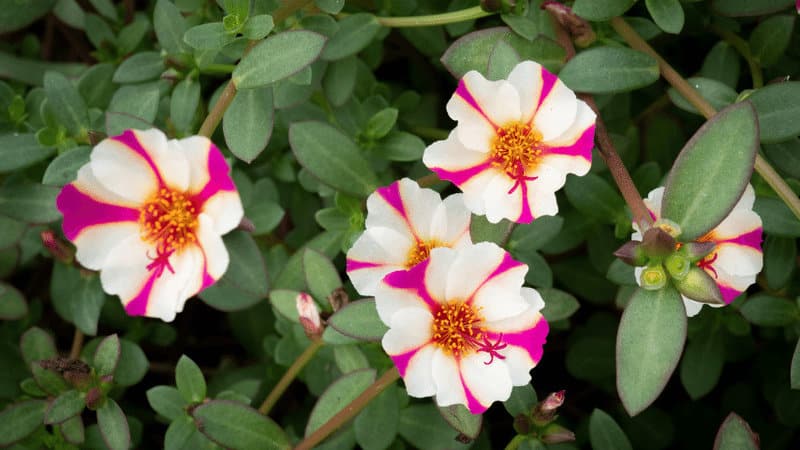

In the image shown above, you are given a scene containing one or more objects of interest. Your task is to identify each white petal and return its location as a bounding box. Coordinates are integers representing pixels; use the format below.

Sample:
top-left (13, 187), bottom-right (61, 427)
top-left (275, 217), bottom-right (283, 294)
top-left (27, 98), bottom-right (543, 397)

top-left (201, 191), bottom-right (244, 235)
top-left (732, 184), bottom-right (756, 211)
top-left (90, 139), bottom-right (159, 204)
top-left (507, 61), bottom-right (545, 124)
top-left (431, 349), bottom-right (467, 407)
top-left (521, 287), bottom-right (546, 312)
top-left (425, 247), bottom-right (458, 304)
top-left (146, 246), bottom-right (203, 321)
top-left (397, 178), bottom-right (443, 239)
top-left (136, 129), bottom-right (190, 191)
top-left (375, 280), bottom-right (431, 325)
top-left (365, 186), bottom-right (413, 236)
top-left (445, 242), bottom-right (506, 301)
top-left (711, 209), bottom-right (762, 241)
top-left (714, 244), bottom-right (763, 276)
top-left (73, 222), bottom-right (140, 271)
top-left (482, 174), bottom-right (522, 224)
top-left (423, 131), bottom-right (491, 172)
top-left (196, 213), bottom-right (229, 281)
top-left (346, 229), bottom-right (410, 297)
top-left (382, 308), bottom-right (434, 355)
top-left (401, 344), bottom-right (437, 398)
top-left (73, 165), bottom-right (139, 208)
top-left (460, 352), bottom-right (513, 408)
top-left (532, 79), bottom-right (577, 141)
top-left (644, 187), bottom-right (665, 219)
top-left (429, 194), bottom-right (472, 246)
top-left (545, 100), bottom-right (597, 148)
top-left (175, 135), bottom-right (214, 193)
top-left (682, 298), bottom-right (705, 317)
top-left (472, 266), bottom-right (529, 322)
top-left (499, 345), bottom-right (534, 385)
top-left (460, 169), bottom-right (501, 216)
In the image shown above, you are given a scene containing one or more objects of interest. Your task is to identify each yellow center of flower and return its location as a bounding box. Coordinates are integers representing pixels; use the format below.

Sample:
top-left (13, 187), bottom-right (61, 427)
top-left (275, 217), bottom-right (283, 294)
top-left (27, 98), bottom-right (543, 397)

top-left (140, 188), bottom-right (198, 255)
top-left (432, 301), bottom-right (485, 357)
top-left (491, 122), bottom-right (544, 182)
top-left (405, 239), bottom-right (443, 268)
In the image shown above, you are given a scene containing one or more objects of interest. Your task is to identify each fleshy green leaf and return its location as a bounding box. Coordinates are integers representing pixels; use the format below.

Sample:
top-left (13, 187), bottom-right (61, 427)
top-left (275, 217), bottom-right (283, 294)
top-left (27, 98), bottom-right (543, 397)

top-left (93, 334), bottom-right (121, 377)
top-left (0, 183), bottom-right (60, 223)
top-left (713, 413), bottom-right (758, 450)
top-left (764, 235), bottom-right (796, 289)
top-left (322, 56), bottom-right (357, 107)
top-left (176, 355), bottom-right (207, 403)
top-left (322, 13), bottom-right (380, 61)
top-left (20, 326), bottom-right (57, 365)
top-left (42, 146), bottom-right (91, 186)
top-left (679, 326), bottom-right (724, 399)
top-left (661, 102), bottom-right (758, 241)
top-left (169, 78), bottom-right (201, 133)
top-left (0, 281), bottom-right (28, 320)
top-left (616, 286), bottom-right (687, 416)
top-left (754, 196), bottom-right (800, 237)
top-left (44, 389), bottom-right (85, 425)
top-left (44, 71), bottom-right (89, 137)
top-left (268, 289), bottom-right (301, 322)
top-left (50, 263), bottom-right (106, 335)
top-left (667, 77), bottom-right (737, 115)
top-left (114, 339), bottom-right (149, 387)
top-left (147, 385), bottom-right (186, 421)
top-left (749, 15), bottom-right (795, 67)
top-left (539, 288), bottom-right (580, 322)
top-left (375, 131), bottom-right (425, 162)
top-left (438, 404), bottom-right (482, 439)
top-left (712, 0), bottom-right (793, 17)
top-left (700, 42), bottom-right (741, 88)
top-left (200, 231), bottom-right (269, 311)
top-left (154, 0), bottom-right (189, 54)
top-left (354, 386), bottom-right (399, 449)
top-left (564, 173), bottom-right (626, 224)
top-left (106, 84), bottom-right (160, 135)
top-left (0, 0), bottom-right (56, 34)
top-left (31, 362), bottom-right (70, 395)
top-left (749, 81), bottom-right (800, 143)
top-left (223, 85), bottom-right (273, 163)
top-left (183, 22), bottom-right (234, 50)
top-left (791, 338), bottom-right (800, 390)
top-left (233, 30), bottom-right (326, 89)
top-left (486, 39), bottom-right (521, 81)
top-left (306, 368), bottom-right (376, 435)
top-left (113, 52), bottom-right (165, 83)
top-left (303, 248), bottom-right (342, 301)
top-left (192, 400), bottom-right (290, 449)
top-left (97, 399), bottom-right (130, 450)
top-left (503, 384), bottom-right (537, 417)
top-left (590, 408), bottom-right (633, 450)
top-left (0, 399), bottom-right (47, 446)
top-left (559, 46), bottom-right (660, 94)
top-left (739, 294), bottom-right (799, 327)
top-left (573, 0), bottom-right (636, 21)
top-left (0, 133), bottom-right (55, 173)
top-left (241, 14), bottom-right (274, 40)
top-left (327, 299), bottom-right (388, 342)
top-left (289, 121), bottom-right (379, 197)
top-left (60, 414), bottom-right (85, 445)
top-left (645, 0), bottom-right (684, 34)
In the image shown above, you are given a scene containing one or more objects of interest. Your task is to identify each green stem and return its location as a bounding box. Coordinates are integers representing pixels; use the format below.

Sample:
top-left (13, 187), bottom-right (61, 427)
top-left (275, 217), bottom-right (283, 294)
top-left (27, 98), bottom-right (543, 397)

top-left (294, 368), bottom-right (400, 450)
top-left (370, 6), bottom-right (493, 28)
top-left (258, 339), bottom-right (324, 415)
top-left (611, 17), bottom-right (800, 223)
top-left (709, 24), bottom-right (764, 89)
top-left (69, 328), bottom-right (84, 359)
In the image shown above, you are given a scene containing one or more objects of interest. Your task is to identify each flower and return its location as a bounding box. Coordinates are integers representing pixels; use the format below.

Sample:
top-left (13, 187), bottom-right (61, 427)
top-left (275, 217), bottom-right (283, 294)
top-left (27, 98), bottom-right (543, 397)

top-left (56, 128), bottom-right (243, 322)
top-left (423, 60), bottom-right (596, 224)
top-left (632, 185), bottom-right (763, 316)
top-left (346, 178), bottom-right (472, 297)
top-left (296, 292), bottom-right (323, 339)
top-left (376, 242), bottom-right (549, 414)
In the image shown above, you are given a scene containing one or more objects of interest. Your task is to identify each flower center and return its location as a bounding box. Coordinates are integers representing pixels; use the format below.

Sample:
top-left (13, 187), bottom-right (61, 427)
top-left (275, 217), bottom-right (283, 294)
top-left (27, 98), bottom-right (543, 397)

top-left (697, 252), bottom-right (719, 279)
top-left (139, 188), bottom-right (198, 277)
top-left (491, 122), bottom-right (543, 193)
top-left (431, 301), bottom-right (507, 363)
top-left (405, 239), bottom-right (443, 268)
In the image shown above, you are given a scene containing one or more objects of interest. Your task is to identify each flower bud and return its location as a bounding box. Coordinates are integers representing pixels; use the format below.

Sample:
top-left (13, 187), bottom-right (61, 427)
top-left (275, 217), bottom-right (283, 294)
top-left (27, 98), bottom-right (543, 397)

top-left (614, 240), bottom-right (647, 266)
top-left (532, 390), bottom-right (565, 424)
top-left (641, 227), bottom-right (676, 259)
top-left (673, 266), bottom-right (724, 305)
top-left (327, 286), bottom-right (350, 312)
top-left (41, 230), bottom-right (74, 264)
top-left (640, 264), bottom-right (668, 290)
top-left (296, 292), bottom-right (323, 339)
top-left (541, 1), bottom-right (596, 47)
top-left (664, 253), bottom-right (690, 280)
top-left (85, 387), bottom-right (103, 410)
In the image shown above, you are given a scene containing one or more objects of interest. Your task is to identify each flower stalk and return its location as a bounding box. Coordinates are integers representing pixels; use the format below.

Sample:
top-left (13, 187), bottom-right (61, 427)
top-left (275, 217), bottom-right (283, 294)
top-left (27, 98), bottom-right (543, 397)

top-left (258, 338), bottom-right (324, 415)
top-left (370, 6), bottom-right (494, 28)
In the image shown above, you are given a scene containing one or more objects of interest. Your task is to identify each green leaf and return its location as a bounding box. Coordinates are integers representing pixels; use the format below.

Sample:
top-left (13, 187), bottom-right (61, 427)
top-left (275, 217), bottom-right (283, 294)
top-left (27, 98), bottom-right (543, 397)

top-left (322, 13), bottom-right (380, 61)
top-left (113, 52), bottom-right (165, 83)
top-left (679, 326), bottom-right (724, 399)
top-left (791, 338), bottom-right (800, 390)
top-left (170, 77), bottom-right (201, 133)
top-left (764, 235), bottom-right (796, 289)
top-left (749, 81), bottom-right (800, 143)
top-left (44, 71), bottom-right (89, 137)
top-left (165, 416), bottom-right (215, 450)
top-left (93, 334), bottom-right (121, 377)
top-left (176, 355), bottom-right (206, 403)
top-left (77, 63), bottom-right (115, 109)
top-left (510, 215), bottom-right (564, 254)
top-left (242, 14), bottom-right (274, 40)
top-left (0, 51), bottom-right (85, 86)
top-left (700, 42), bottom-right (741, 88)
top-left (88, 0), bottom-right (116, 20)
top-left (97, 399), bottom-right (130, 450)
top-left (333, 345), bottom-right (369, 373)
top-left (0, 281), bottom-right (28, 320)
top-left (200, 231), bottom-right (268, 311)
top-left (289, 121), bottom-right (379, 197)
top-left (0, 399), bottom-right (47, 446)
top-left (764, 137), bottom-right (800, 179)
top-left (113, 339), bottom-right (149, 387)
top-left (117, 16), bottom-right (150, 54)
top-left (712, 0), bottom-right (793, 17)
top-left (306, 368), bottom-right (376, 435)
top-left (53, 0), bottom-right (85, 30)
top-left (223, 86), bottom-right (273, 163)
top-left (749, 15), bottom-right (795, 67)
top-left (487, 39), bottom-right (521, 81)
top-left (269, 289), bottom-right (301, 322)
top-left (147, 386), bottom-right (186, 421)
top-left (573, 0), bottom-right (636, 21)
top-left (106, 84), bottom-right (160, 135)
top-left (0, 0), bottom-right (55, 34)
top-left (327, 299), bottom-right (388, 342)
top-left (60, 414), bottom-right (85, 445)
top-left (0, 133), bottom-right (54, 173)
top-left (375, 131), bottom-right (425, 162)
top-left (539, 288), bottom-right (580, 322)
top-left (315, 0), bottom-right (344, 14)
top-left (590, 409), bottom-right (633, 450)
top-left (31, 362), bottom-right (70, 395)
top-left (183, 22), bottom-right (234, 50)
top-left (0, 183), bottom-right (60, 223)
top-left (739, 294), bottom-right (799, 327)
top-left (303, 248), bottom-right (342, 301)
top-left (42, 146), bottom-right (91, 186)
top-left (398, 404), bottom-right (472, 449)
top-left (154, 0), bottom-right (189, 54)
top-left (667, 77), bottom-right (737, 115)
top-left (616, 286), bottom-right (687, 416)
top-left (438, 404), bottom-right (482, 439)
top-left (50, 263), bottom-right (106, 335)
top-left (364, 107), bottom-right (398, 140)
top-left (645, 0), bottom-right (684, 34)
top-left (503, 384), bottom-right (537, 417)
top-left (564, 174), bottom-right (625, 223)
top-left (45, 389), bottom-right (85, 425)
top-left (354, 386), bottom-right (399, 449)
top-left (713, 413), bottom-right (758, 450)
top-left (754, 196), bottom-right (800, 237)
top-left (192, 400), bottom-right (290, 449)
top-left (559, 46), bottom-right (659, 94)
top-left (20, 326), bottom-right (57, 365)
top-left (323, 56), bottom-right (357, 107)
top-left (233, 30), bottom-right (326, 89)
top-left (661, 102), bottom-right (757, 241)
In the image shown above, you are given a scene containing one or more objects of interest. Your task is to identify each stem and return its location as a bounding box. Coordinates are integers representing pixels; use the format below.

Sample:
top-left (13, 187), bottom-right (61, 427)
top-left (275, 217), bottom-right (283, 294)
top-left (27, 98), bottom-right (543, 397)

top-left (709, 24), bottom-right (764, 89)
top-left (546, 11), bottom-right (653, 229)
top-left (69, 329), bottom-right (84, 360)
top-left (258, 339), bottom-right (324, 415)
top-left (370, 6), bottom-right (493, 28)
top-left (611, 17), bottom-right (800, 223)
top-left (294, 368), bottom-right (400, 450)
top-left (200, 64), bottom-right (236, 75)
top-left (196, 0), bottom-right (314, 138)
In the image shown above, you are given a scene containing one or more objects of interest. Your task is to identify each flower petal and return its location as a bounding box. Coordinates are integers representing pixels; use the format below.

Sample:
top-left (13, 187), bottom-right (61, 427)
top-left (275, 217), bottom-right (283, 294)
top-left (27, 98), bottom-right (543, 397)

top-left (714, 243), bottom-right (763, 276)
top-left (199, 191), bottom-right (244, 236)
top-left (541, 101), bottom-right (596, 176)
top-left (472, 264), bottom-right (529, 322)
top-left (532, 78), bottom-right (578, 141)
top-left (382, 307), bottom-right (434, 355)
top-left (429, 194), bottom-right (472, 246)
top-left (507, 60), bottom-right (546, 124)
top-left (131, 129), bottom-right (190, 191)
top-left (73, 222), bottom-right (140, 271)
top-left (446, 242), bottom-right (523, 302)
top-left (57, 178), bottom-right (139, 242)
top-left (423, 132), bottom-right (494, 185)
top-left (459, 352), bottom-right (513, 414)
top-left (195, 213), bottom-right (229, 283)
top-left (89, 136), bottom-right (159, 204)
top-left (99, 235), bottom-right (153, 303)
top-left (392, 344), bottom-right (437, 397)
top-left (396, 178), bottom-right (446, 240)
top-left (346, 228), bottom-right (412, 297)
top-left (482, 174), bottom-right (523, 224)
top-left (431, 349), bottom-right (467, 407)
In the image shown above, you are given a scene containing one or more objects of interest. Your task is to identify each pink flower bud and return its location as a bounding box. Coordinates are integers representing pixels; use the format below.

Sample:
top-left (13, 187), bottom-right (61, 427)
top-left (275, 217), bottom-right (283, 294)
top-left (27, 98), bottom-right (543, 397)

top-left (542, 390), bottom-right (565, 412)
top-left (41, 230), bottom-right (73, 263)
top-left (296, 292), bottom-right (322, 339)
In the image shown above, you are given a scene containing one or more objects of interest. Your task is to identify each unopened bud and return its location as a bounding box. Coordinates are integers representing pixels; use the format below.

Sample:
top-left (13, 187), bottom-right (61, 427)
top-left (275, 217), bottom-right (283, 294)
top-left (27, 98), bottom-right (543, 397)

top-left (541, 390), bottom-right (565, 412)
top-left (41, 230), bottom-right (74, 263)
top-left (540, 423), bottom-right (576, 444)
top-left (640, 264), bottom-right (667, 290)
top-left (296, 292), bottom-right (323, 339)
top-left (641, 227), bottom-right (676, 259)
top-left (674, 266), bottom-right (724, 305)
top-left (614, 240), bottom-right (646, 266)
top-left (85, 387), bottom-right (103, 410)
top-left (327, 287), bottom-right (350, 312)
top-left (541, 1), bottom-right (596, 47)
top-left (664, 253), bottom-right (690, 280)
top-left (654, 218), bottom-right (682, 238)
top-left (532, 390), bottom-right (565, 424)
top-left (680, 241), bottom-right (716, 263)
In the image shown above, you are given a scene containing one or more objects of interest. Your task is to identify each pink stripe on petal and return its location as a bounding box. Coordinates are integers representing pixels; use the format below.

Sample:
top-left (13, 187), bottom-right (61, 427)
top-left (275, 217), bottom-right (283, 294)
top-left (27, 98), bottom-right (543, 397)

top-left (718, 228), bottom-right (762, 251)
top-left (536, 69), bottom-right (558, 110)
top-left (459, 372), bottom-right (488, 414)
top-left (718, 283), bottom-right (743, 305)
top-left (517, 181), bottom-right (534, 224)
top-left (346, 259), bottom-right (384, 271)
top-left (391, 344), bottom-right (431, 377)
top-left (125, 272), bottom-right (158, 316)
top-left (57, 184), bottom-right (139, 241)
top-left (192, 143), bottom-right (236, 205)
top-left (489, 318), bottom-right (549, 364)
top-left (545, 124), bottom-right (595, 161)
top-left (431, 161), bottom-right (493, 187)
top-left (455, 79), bottom-right (498, 129)
top-left (112, 130), bottom-right (165, 186)
top-left (382, 260), bottom-right (439, 310)
top-left (486, 251), bottom-right (526, 282)
top-left (376, 181), bottom-right (408, 219)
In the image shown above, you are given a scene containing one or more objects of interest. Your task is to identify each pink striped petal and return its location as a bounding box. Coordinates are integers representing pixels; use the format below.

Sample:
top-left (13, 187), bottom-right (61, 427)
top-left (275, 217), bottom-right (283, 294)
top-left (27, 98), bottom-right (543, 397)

top-left (458, 352), bottom-right (513, 414)
top-left (507, 61), bottom-right (546, 124)
top-left (392, 344), bottom-right (437, 397)
top-left (57, 183), bottom-right (139, 242)
top-left (533, 78), bottom-right (578, 141)
top-left (446, 243), bottom-right (526, 302)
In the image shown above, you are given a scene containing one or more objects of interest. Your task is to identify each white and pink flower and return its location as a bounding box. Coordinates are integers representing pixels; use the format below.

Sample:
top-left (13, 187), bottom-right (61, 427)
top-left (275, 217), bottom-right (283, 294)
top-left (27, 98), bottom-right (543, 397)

top-left (423, 60), bottom-right (596, 224)
top-left (633, 185), bottom-right (763, 316)
top-left (376, 243), bottom-right (549, 414)
top-left (57, 128), bottom-right (243, 322)
top-left (346, 178), bottom-right (472, 297)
